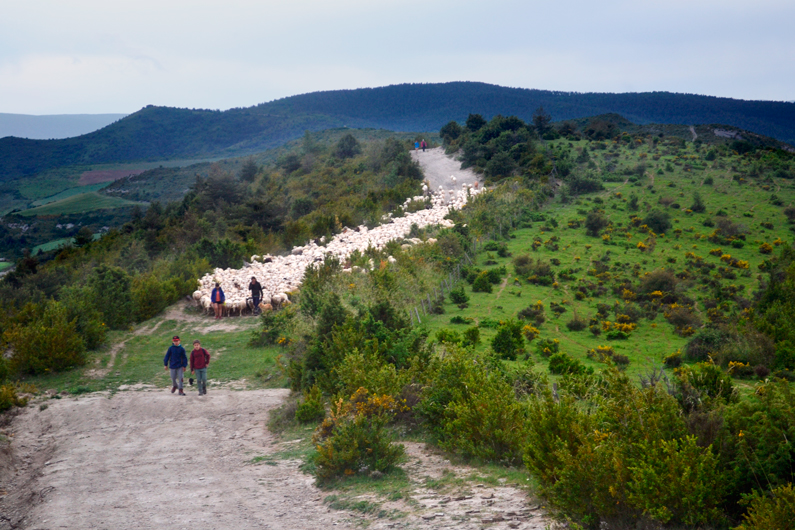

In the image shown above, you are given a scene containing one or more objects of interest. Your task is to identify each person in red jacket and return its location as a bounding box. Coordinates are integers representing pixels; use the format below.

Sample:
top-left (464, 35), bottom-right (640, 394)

top-left (189, 339), bottom-right (211, 396)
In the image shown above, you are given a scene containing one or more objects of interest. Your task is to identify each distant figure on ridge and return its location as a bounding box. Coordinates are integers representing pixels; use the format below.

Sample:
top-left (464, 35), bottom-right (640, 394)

top-left (414, 140), bottom-right (420, 150)
top-left (421, 139), bottom-right (427, 152)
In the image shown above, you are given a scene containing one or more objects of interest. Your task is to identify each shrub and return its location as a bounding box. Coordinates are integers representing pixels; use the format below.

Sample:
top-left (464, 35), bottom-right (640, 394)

top-left (436, 328), bottom-right (462, 345)
top-left (7, 301), bottom-right (86, 375)
top-left (87, 264), bottom-right (133, 330)
top-left (518, 301), bottom-right (545, 325)
top-left (674, 362), bottom-right (737, 410)
top-left (690, 191), bottom-right (706, 213)
top-left (449, 285), bottom-right (469, 304)
top-left (462, 326), bottom-right (480, 347)
top-left (643, 209), bottom-right (672, 234)
top-left (548, 353), bottom-right (592, 375)
top-left (0, 384), bottom-right (28, 412)
top-left (585, 209), bottom-right (610, 236)
top-left (664, 350), bottom-right (683, 367)
top-left (513, 254), bottom-right (533, 277)
top-left (441, 371), bottom-right (529, 464)
top-left (536, 338), bottom-right (560, 357)
top-left (491, 319), bottom-right (525, 360)
top-left (295, 385), bottom-right (326, 423)
top-left (565, 313), bottom-right (588, 331)
top-left (472, 272), bottom-right (493, 293)
top-left (250, 305), bottom-right (297, 346)
top-left (524, 370), bottom-right (722, 529)
top-left (449, 315), bottom-right (469, 325)
top-left (685, 327), bottom-right (730, 361)
top-left (313, 388), bottom-right (404, 482)
top-left (735, 483), bottom-right (795, 530)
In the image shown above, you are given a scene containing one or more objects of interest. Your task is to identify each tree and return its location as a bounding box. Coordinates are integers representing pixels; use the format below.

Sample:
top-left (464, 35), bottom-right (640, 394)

top-left (239, 157), bottom-right (258, 182)
top-left (485, 151), bottom-right (516, 180)
top-left (690, 191), bottom-right (706, 213)
top-left (585, 209), bottom-right (610, 236)
top-left (643, 210), bottom-right (672, 234)
top-left (335, 134), bottom-right (361, 159)
top-left (465, 113), bottom-right (486, 132)
top-left (74, 226), bottom-right (94, 247)
top-left (532, 106), bottom-right (552, 137)
top-left (440, 121), bottom-right (463, 143)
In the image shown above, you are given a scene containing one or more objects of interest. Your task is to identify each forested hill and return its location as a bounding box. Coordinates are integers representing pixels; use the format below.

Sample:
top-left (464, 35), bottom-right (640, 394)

top-left (2, 81), bottom-right (794, 181)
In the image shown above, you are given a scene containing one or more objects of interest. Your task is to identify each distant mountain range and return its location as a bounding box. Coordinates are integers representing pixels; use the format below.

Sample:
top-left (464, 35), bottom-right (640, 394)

top-left (2, 82), bottom-right (794, 181)
top-left (0, 113), bottom-right (128, 140)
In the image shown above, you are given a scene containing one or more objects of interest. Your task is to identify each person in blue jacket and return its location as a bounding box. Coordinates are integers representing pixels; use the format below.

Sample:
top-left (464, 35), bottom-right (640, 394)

top-left (164, 335), bottom-right (188, 395)
top-left (211, 282), bottom-right (225, 320)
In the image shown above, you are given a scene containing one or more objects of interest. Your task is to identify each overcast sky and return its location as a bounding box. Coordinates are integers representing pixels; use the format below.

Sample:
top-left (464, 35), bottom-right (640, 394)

top-left (1, 0), bottom-right (793, 114)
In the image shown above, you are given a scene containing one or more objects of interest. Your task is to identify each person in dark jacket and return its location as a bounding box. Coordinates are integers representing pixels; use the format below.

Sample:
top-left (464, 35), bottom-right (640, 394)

top-left (211, 282), bottom-right (225, 320)
top-left (164, 335), bottom-right (188, 395)
top-left (249, 276), bottom-right (263, 315)
top-left (189, 339), bottom-right (211, 396)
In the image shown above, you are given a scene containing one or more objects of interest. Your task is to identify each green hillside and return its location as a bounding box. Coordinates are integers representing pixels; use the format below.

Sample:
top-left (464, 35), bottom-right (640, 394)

top-left (2, 118), bottom-right (795, 528)
top-left (1, 82), bottom-right (793, 183)
top-left (18, 192), bottom-right (145, 217)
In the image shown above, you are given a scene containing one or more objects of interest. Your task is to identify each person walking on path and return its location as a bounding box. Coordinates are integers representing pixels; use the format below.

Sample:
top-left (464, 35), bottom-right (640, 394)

top-left (414, 140), bottom-right (420, 151)
top-left (211, 282), bottom-right (225, 319)
top-left (249, 276), bottom-right (263, 315)
top-left (421, 139), bottom-right (427, 152)
top-left (164, 336), bottom-right (188, 395)
top-left (189, 339), bottom-right (211, 396)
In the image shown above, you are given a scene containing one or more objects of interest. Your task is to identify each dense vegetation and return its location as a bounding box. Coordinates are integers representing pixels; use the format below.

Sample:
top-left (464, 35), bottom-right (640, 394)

top-left (3, 112), bottom-right (795, 528)
top-left (0, 132), bottom-right (425, 379)
top-left (1, 82), bottom-right (793, 183)
top-left (262, 116), bottom-right (795, 528)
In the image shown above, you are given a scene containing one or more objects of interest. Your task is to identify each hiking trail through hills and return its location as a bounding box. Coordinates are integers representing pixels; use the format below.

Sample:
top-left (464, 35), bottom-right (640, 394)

top-left (0, 150), bottom-right (553, 530)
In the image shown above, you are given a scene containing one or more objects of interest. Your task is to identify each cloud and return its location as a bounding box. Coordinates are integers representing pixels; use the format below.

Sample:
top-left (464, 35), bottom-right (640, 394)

top-left (0, 0), bottom-right (793, 112)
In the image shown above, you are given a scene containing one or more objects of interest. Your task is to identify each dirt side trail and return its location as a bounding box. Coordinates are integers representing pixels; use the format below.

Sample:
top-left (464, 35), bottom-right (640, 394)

top-left (411, 147), bottom-right (481, 193)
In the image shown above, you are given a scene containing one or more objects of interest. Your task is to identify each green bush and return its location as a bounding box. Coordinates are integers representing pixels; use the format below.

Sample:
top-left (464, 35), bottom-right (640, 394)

top-left (736, 483), bottom-right (795, 530)
top-left (643, 209), bottom-right (672, 234)
top-left (491, 319), bottom-right (524, 360)
top-left (462, 326), bottom-right (480, 347)
top-left (6, 301), bottom-right (86, 375)
top-left (548, 353), bottom-right (592, 375)
top-left (250, 306), bottom-right (297, 346)
top-left (524, 370), bottom-right (723, 528)
top-left (87, 264), bottom-right (134, 330)
top-left (441, 371), bottom-right (528, 464)
top-left (535, 337), bottom-right (560, 357)
top-left (449, 285), bottom-right (469, 304)
top-left (0, 384), bottom-right (28, 412)
top-left (295, 385), bottom-right (326, 423)
top-left (131, 272), bottom-right (178, 322)
top-left (472, 271), bottom-right (493, 293)
top-left (313, 388), bottom-right (404, 482)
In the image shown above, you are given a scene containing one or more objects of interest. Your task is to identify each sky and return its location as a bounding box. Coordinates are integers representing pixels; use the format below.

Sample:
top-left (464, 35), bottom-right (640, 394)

top-left (1, 0), bottom-right (793, 114)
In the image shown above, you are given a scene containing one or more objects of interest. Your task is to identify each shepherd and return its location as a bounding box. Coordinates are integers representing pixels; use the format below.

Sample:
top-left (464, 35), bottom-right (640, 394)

top-left (164, 336), bottom-right (188, 396)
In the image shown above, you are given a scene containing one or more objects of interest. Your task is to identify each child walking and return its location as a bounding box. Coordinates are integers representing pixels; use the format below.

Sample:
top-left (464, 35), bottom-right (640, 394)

top-left (190, 339), bottom-right (211, 396)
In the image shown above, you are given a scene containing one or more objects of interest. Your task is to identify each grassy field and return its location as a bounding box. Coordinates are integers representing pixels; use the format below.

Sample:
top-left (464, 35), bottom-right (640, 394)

top-left (417, 137), bottom-right (793, 387)
top-left (18, 304), bottom-right (286, 394)
top-left (19, 192), bottom-right (145, 217)
top-left (29, 182), bottom-right (112, 207)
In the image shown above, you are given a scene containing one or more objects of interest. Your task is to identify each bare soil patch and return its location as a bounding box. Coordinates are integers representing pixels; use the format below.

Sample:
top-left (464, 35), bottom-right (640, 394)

top-left (78, 169), bottom-right (145, 186)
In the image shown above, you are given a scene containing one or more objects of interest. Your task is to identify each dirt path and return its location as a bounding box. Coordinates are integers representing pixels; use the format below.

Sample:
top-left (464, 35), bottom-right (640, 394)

top-left (411, 147), bottom-right (481, 193)
top-left (2, 387), bottom-right (552, 530)
top-left (1, 389), bottom-right (363, 530)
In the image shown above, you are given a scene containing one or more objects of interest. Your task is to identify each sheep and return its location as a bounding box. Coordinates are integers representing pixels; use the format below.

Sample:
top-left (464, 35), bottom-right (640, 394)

top-left (194, 184), bottom-right (484, 317)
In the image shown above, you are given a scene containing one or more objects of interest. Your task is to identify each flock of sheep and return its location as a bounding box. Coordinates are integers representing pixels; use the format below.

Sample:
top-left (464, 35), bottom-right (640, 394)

top-left (192, 180), bottom-right (481, 317)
